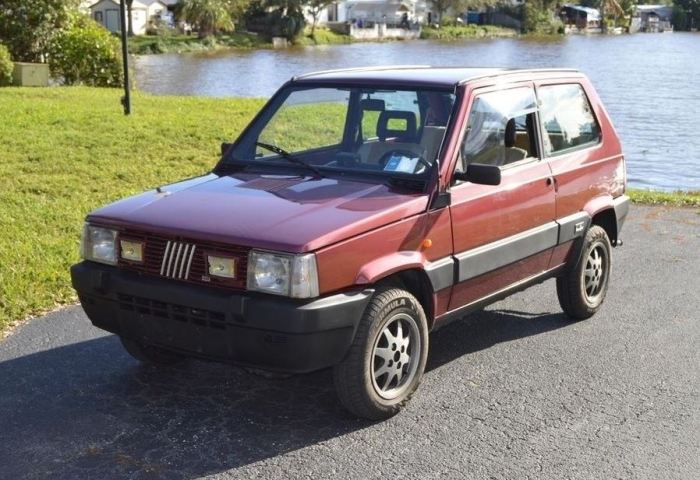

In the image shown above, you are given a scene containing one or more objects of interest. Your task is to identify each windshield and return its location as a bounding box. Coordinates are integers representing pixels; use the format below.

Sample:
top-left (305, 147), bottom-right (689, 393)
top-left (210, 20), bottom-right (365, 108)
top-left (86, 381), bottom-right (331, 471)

top-left (224, 86), bottom-right (456, 179)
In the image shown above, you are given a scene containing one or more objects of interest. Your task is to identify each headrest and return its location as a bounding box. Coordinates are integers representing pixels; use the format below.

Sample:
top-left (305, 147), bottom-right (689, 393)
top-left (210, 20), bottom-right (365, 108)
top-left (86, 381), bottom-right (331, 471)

top-left (505, 118), bottom-right (516, 148)
top-left (377, 110), bottom-right (417, 142)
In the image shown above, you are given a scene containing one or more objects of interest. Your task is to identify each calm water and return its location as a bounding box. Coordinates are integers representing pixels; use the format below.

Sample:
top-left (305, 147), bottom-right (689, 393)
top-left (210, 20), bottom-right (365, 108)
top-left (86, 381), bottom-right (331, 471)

top-left (134, 33), bottom-right (700, 191)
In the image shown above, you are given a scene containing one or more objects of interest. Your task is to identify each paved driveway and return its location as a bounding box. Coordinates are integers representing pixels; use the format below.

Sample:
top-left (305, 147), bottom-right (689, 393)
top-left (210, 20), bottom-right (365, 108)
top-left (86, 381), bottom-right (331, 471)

top-left (1, 205), bottom-right (698, 479)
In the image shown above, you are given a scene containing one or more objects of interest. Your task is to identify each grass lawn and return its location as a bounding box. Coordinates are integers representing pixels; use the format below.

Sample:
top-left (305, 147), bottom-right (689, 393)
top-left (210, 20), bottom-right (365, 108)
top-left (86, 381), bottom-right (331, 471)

top-left (627, 188), bottom-right (700, 208)
top-left (0, 87), bottom-right (697, 336)
top-left (420, 24), bottom-right (518, 40)
top-left (0, 87), bottom-right (264, 333)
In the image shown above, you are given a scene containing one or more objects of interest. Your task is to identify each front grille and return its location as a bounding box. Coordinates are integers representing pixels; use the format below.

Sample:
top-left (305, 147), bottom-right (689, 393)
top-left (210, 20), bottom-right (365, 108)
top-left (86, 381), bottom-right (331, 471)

top-left (160, 241), bottom-right (197, 280)
top-left (118, 229), bottom-right (249, 290)
top-left (117, 294), bottom-right (231, 330)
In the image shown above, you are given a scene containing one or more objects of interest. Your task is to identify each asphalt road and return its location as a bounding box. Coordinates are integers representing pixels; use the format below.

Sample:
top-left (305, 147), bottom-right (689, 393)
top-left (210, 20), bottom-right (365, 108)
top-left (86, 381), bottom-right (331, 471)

top-left (1, 205), bottom-right (698, 480)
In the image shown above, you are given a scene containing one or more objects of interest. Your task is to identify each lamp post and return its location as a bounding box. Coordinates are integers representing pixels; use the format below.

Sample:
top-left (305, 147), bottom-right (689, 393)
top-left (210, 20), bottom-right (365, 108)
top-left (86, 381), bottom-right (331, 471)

top-left (119, 0), bottom-right (131, 115)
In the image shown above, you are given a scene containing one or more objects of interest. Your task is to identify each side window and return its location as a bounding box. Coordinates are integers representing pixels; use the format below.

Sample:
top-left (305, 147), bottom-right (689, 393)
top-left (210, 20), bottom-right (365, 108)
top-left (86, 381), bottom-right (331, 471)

top-left (538, 84), bottom-right (601, 155)
top-left (460, 87), bottom-right (538, 169)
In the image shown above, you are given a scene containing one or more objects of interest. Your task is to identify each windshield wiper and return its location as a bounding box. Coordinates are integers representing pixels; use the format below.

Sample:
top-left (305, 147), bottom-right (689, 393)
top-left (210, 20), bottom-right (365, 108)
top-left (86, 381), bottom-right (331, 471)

top-left (255, 141), bottom-right (324, 178)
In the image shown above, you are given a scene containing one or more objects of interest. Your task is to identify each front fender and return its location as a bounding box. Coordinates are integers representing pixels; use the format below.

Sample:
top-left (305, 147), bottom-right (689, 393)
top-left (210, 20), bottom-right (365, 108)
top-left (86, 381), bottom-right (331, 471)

top-left (355, 251), bottom-right (455, 293)
top-left (355, 251), bottom-right (426, 285)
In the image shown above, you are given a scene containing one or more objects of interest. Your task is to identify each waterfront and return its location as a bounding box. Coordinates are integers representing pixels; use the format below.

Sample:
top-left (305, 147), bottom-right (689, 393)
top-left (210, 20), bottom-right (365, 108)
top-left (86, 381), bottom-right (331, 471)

top-left (134, 33), bottom-right (700, 191)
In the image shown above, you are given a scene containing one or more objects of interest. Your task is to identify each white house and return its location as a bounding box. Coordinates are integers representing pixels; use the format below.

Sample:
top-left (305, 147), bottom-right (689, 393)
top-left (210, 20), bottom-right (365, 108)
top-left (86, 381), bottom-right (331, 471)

top-left (308, 0), bottom-right (430, 25)
top-left (145, 0), bottom-right (171, 25)
top-left (89, 0), bottom-right (169, 35)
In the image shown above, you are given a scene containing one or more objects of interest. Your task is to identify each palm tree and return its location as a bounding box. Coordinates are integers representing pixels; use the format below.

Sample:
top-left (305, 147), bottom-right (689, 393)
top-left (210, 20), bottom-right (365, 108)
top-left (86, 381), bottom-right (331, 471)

top-left (599, 0), bottom-right (625, 32)
top-left (181, 0), bottom-right (234, 38)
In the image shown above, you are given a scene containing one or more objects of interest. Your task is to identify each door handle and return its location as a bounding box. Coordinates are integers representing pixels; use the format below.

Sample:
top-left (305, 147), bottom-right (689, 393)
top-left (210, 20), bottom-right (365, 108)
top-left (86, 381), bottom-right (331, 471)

top-left (546, 177), bottom-right (553, 186)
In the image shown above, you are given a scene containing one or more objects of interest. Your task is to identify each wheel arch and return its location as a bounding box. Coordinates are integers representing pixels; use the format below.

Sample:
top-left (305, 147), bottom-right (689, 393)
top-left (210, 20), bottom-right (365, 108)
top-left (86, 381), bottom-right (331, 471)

top-left (355, 253), bottom-right (438, 330)
top-left (375, 269), bottom-right (436, 330)
top-left (583, 194), bottom-right (626, 246)
top-left (591, 208), bottom-right (618, 245)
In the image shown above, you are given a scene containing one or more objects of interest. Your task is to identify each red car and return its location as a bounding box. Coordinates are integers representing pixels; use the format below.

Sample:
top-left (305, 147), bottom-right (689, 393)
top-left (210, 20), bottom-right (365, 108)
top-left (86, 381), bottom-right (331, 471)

top-left (72, 67), bottom-right (629, 419)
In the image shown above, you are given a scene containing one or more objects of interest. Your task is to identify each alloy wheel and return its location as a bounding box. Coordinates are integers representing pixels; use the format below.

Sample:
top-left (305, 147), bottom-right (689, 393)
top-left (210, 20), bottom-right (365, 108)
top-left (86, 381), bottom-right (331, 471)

top-left (370, 313), bottom-right (421, 400)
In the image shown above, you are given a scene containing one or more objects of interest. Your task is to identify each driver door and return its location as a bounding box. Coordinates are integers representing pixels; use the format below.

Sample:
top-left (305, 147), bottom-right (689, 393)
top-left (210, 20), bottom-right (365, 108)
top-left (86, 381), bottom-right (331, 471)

top-left (447, 84), bottom-right (557, 311)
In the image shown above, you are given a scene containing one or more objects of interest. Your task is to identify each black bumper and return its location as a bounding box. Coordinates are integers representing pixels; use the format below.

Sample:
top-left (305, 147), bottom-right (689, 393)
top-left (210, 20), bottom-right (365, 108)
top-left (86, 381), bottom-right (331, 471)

top-left (71, 262), bottom-right (373, 373)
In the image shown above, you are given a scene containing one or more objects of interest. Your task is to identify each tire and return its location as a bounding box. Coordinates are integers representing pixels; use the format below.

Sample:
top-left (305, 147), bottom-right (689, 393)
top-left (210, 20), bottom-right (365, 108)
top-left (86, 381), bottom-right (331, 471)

top-left (333, 287), bottom-right (429, 420)
top-left (557, 225), bottom-right (612, 320)
top-left (120, 337), bottom-right (185, 366)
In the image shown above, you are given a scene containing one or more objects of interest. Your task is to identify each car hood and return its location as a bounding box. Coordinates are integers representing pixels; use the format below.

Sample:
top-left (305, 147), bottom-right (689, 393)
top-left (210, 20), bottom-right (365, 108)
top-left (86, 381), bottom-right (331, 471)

top-left (88, 173), bottom-right (429, 252)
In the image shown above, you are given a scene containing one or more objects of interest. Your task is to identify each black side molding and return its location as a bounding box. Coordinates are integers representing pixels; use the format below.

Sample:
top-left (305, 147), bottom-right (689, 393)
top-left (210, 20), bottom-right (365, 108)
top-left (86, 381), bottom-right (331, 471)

top-left (424, 257), bottom-right (456, 292)
top-left (454, 223), bottom-right (559, 283)
top-left (557, 211), bottom-right (592, 244)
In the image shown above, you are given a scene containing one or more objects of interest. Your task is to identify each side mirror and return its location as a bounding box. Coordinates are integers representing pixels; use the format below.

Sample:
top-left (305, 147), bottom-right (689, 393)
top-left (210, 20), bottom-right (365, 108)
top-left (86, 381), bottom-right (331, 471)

top-left (454, 163), bottom-right (501, 186)
top-left (221, 142), bottom-right (233, 157)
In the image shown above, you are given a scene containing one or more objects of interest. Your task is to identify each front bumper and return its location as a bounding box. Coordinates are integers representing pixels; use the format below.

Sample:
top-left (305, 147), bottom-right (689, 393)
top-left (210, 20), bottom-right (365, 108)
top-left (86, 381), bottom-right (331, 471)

top-left (71, 262), bottom-right (373, 373)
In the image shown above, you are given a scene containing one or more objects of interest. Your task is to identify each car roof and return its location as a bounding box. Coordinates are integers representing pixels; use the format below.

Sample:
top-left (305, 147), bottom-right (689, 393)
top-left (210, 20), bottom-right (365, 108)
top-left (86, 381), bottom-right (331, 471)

top-left (291, 66), bottom-right (581, 90)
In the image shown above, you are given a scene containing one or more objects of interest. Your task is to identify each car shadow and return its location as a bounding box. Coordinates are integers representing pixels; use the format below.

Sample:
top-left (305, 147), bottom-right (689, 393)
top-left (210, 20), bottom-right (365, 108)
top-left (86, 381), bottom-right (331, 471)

top-left (0, 307), bottom-right (570, 479)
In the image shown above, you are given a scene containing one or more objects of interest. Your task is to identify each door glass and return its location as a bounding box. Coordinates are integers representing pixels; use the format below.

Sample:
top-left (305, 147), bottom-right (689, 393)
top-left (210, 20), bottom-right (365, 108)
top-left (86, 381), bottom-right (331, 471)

top-left (461, 87), bottom-right (538, 169)
top-left (538, 84), bottom-right (601, 155)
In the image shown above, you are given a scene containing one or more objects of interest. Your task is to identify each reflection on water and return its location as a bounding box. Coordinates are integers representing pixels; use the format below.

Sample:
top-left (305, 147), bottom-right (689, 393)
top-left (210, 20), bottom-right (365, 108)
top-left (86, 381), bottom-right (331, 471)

top-left (134, 34), bottom-right (700, 191)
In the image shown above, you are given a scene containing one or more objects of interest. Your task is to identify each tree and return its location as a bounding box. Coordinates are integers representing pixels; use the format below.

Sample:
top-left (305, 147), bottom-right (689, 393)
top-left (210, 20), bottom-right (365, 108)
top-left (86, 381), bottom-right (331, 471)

top-left (429, 0), bottom-right (464, 24)
top-left (0, 0), bottom-right (78, 62)
top-left (181, 0), bottom-right (234, 37)
top-left (673, 0), bottom-right (700, 29)
top-left (522, 0), bottom-right (563, 34)
top-left (306, 0), bottom-right (333, 37)
top-left (599, 0), bottom-right (625, 32)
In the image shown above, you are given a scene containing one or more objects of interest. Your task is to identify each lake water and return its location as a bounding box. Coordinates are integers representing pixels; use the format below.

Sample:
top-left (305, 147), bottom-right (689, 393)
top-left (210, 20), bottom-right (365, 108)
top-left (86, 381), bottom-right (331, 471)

top-left (134, 33), bottom-right (700, 191)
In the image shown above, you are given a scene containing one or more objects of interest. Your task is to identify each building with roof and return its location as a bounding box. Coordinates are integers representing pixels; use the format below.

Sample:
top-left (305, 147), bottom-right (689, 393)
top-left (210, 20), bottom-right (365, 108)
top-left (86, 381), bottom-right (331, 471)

top-left (630, 5), bottom-right (674, 33)
top-left (560, 4), bottom-right (601, 33)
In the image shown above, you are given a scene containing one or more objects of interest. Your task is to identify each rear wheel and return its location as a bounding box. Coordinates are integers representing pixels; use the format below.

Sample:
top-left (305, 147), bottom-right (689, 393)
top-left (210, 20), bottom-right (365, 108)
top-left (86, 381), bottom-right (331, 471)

top-left (333, 287), bottom-right (428, 420)
top-left (557, 225), bottom-right (612, 320)
top-left (120, 337), bottom-right (185, 366)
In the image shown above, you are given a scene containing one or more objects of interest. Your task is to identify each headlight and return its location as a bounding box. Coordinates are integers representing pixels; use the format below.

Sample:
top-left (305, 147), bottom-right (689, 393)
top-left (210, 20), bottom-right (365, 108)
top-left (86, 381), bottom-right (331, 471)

top-left (247, 250), bottom-right (319, 298)
top-left (81, 224), bottom-right (118, 265)
top-left (207, 255), bottom-right (236, 278)
top-left (120, 239), bottom-right (143, 263)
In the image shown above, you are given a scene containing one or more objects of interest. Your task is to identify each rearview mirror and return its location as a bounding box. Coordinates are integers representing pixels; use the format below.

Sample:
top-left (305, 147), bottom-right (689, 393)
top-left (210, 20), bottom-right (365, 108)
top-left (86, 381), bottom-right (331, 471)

top-left (221, 142), bottom-right (233, 156)
top-left (360, 99), bottom-right (386, 111)
top-left (454, 163), bottom-right (501, 186)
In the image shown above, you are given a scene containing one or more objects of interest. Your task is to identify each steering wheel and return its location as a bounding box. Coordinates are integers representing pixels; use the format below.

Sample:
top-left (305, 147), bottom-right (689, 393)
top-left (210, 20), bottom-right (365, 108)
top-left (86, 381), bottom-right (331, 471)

top-left (378, 150), bottom-right (432, 173)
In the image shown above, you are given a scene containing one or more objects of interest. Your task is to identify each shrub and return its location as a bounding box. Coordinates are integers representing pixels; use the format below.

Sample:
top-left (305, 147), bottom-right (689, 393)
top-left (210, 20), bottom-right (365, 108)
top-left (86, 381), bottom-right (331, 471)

top-left (523, 2), bottom-right (564, 35)
top-left (0, 43), bottom-right (12, 86)
top-left (49, 15), bottom-right (123, 87)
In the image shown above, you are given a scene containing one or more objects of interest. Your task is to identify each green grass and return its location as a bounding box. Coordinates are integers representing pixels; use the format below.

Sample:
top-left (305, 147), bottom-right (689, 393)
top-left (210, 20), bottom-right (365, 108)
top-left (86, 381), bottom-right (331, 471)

top-left (420, 24), bottom-right (518, 41)
top-left (0, 87), bottom-right (264, 333)
top-left (294, 27), bottom-right (355, 46)
top-left (628, 188), bottom-right (700, 208)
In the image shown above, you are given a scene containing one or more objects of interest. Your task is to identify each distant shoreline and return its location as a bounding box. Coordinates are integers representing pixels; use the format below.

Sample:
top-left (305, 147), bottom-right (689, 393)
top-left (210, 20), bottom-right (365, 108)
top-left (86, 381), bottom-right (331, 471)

top-left (128, 25), bottom-right (520, 55)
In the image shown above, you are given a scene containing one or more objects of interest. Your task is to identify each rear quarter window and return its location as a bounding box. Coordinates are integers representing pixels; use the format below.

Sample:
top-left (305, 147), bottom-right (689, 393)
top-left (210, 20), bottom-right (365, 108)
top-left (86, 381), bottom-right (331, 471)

top-left (538, 84), bottom-right (601, 156)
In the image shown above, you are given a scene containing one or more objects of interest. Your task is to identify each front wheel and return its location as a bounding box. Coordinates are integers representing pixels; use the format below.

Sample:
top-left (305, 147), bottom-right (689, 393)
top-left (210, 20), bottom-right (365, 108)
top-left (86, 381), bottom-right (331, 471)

top-left (557, 225), bottom-right (612, 320)
top-left (333, 287), bottom-right (429, 420)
